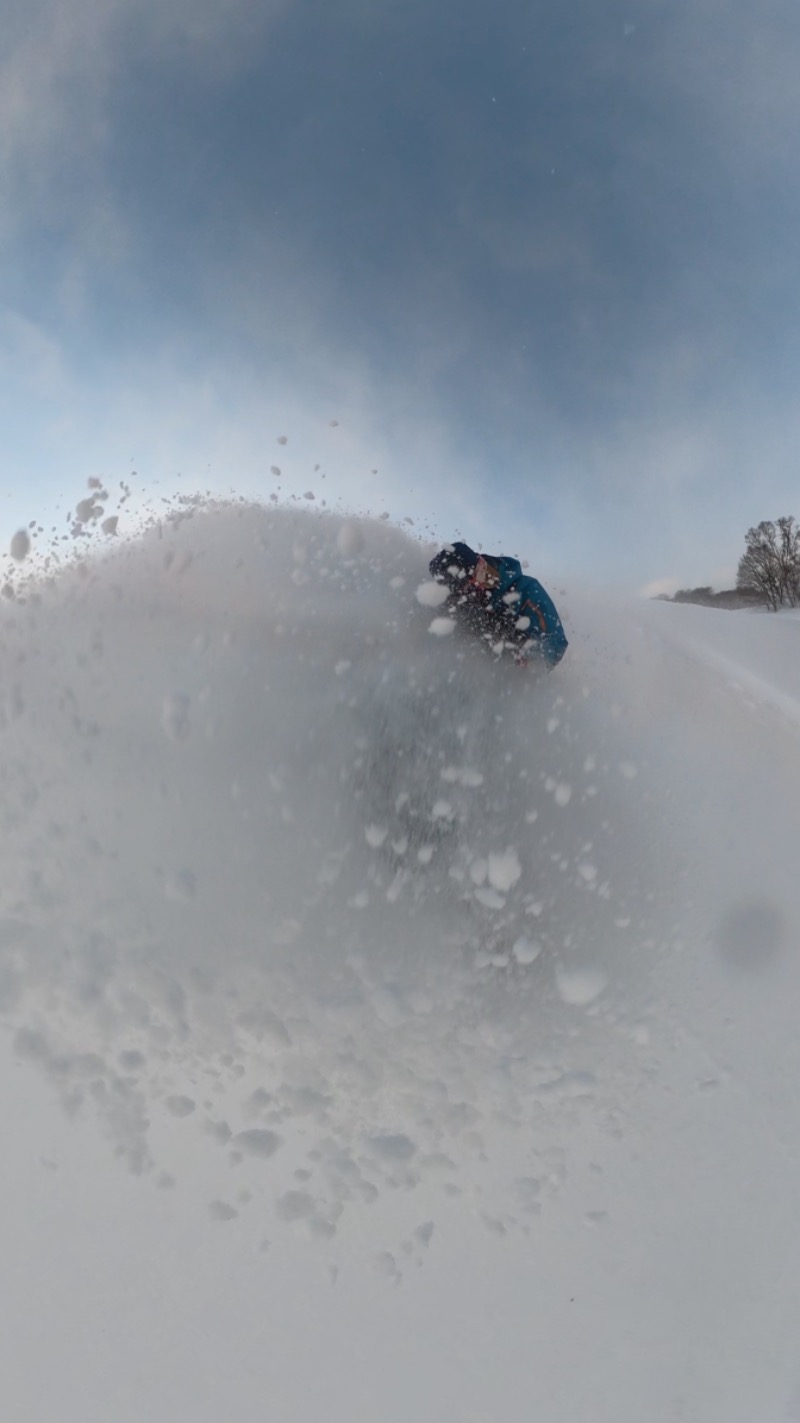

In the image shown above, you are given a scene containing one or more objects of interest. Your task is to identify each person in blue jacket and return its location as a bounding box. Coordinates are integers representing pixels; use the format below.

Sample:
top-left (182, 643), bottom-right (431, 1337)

top-left (429, 541), bottom-right (568, 669)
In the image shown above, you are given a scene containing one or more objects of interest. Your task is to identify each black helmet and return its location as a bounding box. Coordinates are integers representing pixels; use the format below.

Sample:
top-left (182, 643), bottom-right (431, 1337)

top-left (429, 542), bottom-right (478, 587)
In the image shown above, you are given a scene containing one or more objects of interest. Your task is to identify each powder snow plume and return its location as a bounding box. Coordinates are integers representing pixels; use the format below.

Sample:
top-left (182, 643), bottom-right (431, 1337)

top-left (0, 500), bottom-right (673, 1234)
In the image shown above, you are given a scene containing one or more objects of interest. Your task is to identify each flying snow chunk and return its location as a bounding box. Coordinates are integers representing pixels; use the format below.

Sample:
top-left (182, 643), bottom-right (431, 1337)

top-left (488, 849), bottom-right (522, 893)
top-left (366, 1133), bottom-right (416, 1162)
top-left (474, 887), bottom-right (506, 910)
top-left (9, 530), bottom-right (30, 561)
top-left (270, 466), bottom-right (281, 477)
top-left (365, 825), bottom-right (388, 848)
top-left (165, 1095), bottom-right (196, 1118)
top-left (232, 1128), bottom-right (283, 1158)
top-left (75, 497), bottom-right (103, 523)
top-left (556, 968), bottom-right (608, 1006)
top-left (429, 617), bottom-right (456, 637)
top-left (416, 580), bottom-right (450, 608)
top-left (337, 521), bottom-right (364, 556)
top-left (512, 935), bottom-right (541, 966)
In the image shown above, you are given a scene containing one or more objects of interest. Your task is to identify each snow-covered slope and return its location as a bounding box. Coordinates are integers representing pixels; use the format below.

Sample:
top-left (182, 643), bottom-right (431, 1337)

top-left (3, 504), bottom-right (800, 1421)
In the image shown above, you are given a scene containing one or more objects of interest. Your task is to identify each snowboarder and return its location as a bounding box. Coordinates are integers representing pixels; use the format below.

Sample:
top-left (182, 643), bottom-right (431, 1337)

top-left (429, 542), bottom-right (568, 669)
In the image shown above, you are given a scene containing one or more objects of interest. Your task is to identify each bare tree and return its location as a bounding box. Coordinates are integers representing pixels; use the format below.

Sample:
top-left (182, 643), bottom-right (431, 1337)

top-left (776, 516), bottom-right (800, 606)
top-left (737, 521), bottom-right (785, 611)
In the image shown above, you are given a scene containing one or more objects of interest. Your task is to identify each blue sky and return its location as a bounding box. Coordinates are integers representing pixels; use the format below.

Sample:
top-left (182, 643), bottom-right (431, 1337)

top-left (3, 0), bottom-right (800, 588)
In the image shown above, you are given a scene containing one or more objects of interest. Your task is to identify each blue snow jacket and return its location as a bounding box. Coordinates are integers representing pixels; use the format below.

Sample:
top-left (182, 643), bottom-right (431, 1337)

top-left (487, 555), bottom-right (568, 668)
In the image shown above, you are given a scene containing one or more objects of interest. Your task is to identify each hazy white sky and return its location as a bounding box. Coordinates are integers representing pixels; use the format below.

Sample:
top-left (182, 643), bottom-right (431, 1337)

top-left (3, 0), bottom-right (800, 587)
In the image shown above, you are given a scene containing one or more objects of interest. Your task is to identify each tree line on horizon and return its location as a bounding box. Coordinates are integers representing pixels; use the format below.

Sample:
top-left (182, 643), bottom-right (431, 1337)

top-left (658, 516), bottom-right (800, 612)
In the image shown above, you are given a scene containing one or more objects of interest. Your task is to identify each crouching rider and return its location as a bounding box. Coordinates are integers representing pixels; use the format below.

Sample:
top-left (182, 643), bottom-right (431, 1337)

top-left (429, 541), bottom-right (568, 669)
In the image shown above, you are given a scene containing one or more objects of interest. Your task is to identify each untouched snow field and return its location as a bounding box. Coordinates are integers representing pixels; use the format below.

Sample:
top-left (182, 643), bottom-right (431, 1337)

top-left (2, 501), bottom-right (800, 1421)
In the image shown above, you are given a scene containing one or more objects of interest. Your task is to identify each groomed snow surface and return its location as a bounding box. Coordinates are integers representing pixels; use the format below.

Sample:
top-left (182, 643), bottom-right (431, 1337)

top-left (2, 502), bottom-right (800, 1421)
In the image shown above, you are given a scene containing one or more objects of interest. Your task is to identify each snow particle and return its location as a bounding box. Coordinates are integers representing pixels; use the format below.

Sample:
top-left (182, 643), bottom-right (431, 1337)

top-left (209, 1200), bottom-right (239, 1222)
top-left (165, 1095), bottom-right (196, 1118)
top-left (366, 1132), bottom-right (416, 1162)
top-left (337, 522), bottom-right (364, 556)
top-left (473, 887), bottom-right (506, 910)
top-left (416, 580), bottom-right (450, 608)
top-left (555, 968), bottom-right (608, 1006)
top-left (429, 617), bottom-right (456, 637)
top-left (431, 799), bottom-right (454, 823)
top-left (487, 849), bottom-right (522, 892)
top-left (74, 497), bottom-right (103, 524)
top-left (512, 935), bottom-right (542, 966)
top-left (232, 1128), bottom-right (283, 1158)
top-left (9, 530), bottom-right (30, 561)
